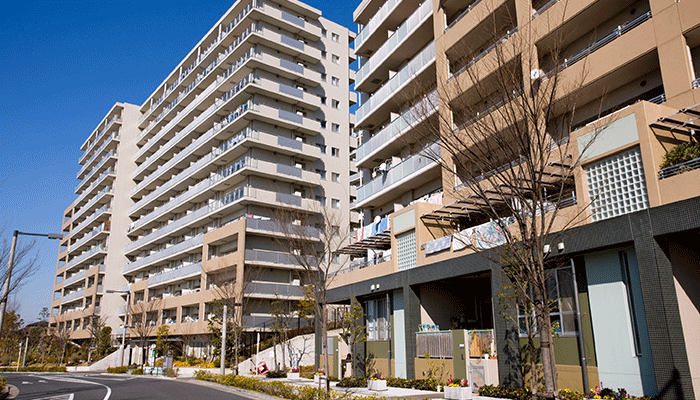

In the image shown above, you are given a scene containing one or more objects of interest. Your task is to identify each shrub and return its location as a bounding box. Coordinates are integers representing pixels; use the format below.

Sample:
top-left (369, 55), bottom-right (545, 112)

top-left (107, 366), bottom-right (129, 374)
top-left (0, 376), bottom-right (6, 391)
top-left (164, 368), bottom-right (178, 378)
top-left (660, 141), bottom-right (700, 169)
top-left (0, 366), bottom-right (66, 373)
top-left (266, 370), bottom-right (287, 378)
top-left (478, 385), bottom-right (530, 400)
top-left (131, 368), bottom-right (143, 375)
top-left (337, 377), bottom-right (367, 387)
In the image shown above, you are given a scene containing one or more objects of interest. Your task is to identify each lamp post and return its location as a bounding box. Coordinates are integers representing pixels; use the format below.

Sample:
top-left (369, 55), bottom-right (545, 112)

top-left (0, 230), bottom-right (62, 334)
top-left (220, 301), bottom-right (242, 376)
top-left (106, 289), bottom-right (130, 367)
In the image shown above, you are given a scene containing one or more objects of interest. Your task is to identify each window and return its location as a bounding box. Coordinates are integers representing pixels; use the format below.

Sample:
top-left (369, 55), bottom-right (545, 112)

top-left (316, 144), bottom-right (326, 154)
top-left (332, 172), bottom-right (340, 182)
top-left (332, 123), bottom-right (340, 133)
top-left (321, 73), bottom-right (327, 81)
top-left (366, 298), bottom-right (388, 341)
top-left (320, 120), bottom-right (327, 129)
top-left (332, 253), bottom-right (341, 264)
top-left (316, 169), bottom-right (326, 180)
top-left (332, 33), bottom-right (339, 42)
top-left (518, 265), bottom-right (577, 337)
top-left (322, 28), bottom-right (327, 37)
top-left (315, 195), bottom-right (326, 206)
top-left (320, 96), bottom-right (326, 105)
top-left (332, 198), bottom-right (340, 209)
top-left (331, 76), bottom-right (339, 86)
top-left (332, 54), bottom-right (340, 64)
top-left (321, 50), bottom-right (327, 59)
top-left (331, 147), bottom-right (339, 157)
top-left (397, 229), bottom-right (417, 271)
top-left (332, 99), bottom-right (340, 109)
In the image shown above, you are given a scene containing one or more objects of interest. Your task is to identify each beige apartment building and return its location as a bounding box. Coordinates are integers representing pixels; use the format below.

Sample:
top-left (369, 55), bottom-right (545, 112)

top-left (330, 0), bottom-right (700, 398)
top-left (51, 0), bottom-right (355, 363)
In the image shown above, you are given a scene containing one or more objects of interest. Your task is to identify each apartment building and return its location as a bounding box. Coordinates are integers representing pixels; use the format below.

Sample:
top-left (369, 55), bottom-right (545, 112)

top-left (330, 0), bottom-right (700, 398)
top-left (51, 103), bottom-right (140, 339)
top-left (50, 0), bottom-right (355, 362)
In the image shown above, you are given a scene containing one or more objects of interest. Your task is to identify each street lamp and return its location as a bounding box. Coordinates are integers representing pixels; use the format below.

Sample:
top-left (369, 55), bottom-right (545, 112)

top-left (106, 289), bottom-right (130, 367)
top-left (0, 230), bottom-right (62, 334)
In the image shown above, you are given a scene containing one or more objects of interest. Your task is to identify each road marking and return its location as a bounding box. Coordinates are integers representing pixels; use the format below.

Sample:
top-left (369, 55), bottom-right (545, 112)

top-left (38, 380), bottom-right (47, 383)
top-left (43, 376), bottom-right (111, 400)
top-left (22, 381), bottom-right (33, 384)
top-left (32, 394), bottom-right (74, 400)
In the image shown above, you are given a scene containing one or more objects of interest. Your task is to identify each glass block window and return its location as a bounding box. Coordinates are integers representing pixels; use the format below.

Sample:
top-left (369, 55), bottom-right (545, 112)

top-left (585, 146), bottom-right (649, 222)
top-left (397, 229), bottom-right (416, 271)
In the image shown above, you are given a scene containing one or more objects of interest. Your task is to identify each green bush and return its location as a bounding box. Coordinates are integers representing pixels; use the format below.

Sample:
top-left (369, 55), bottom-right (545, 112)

top-left (164, 368), bottom-right (178, 378)
top-left (478, 385), bottom-right (530, 400)
top-left (336, 377), bottom-right (367, 387)
top-left (265, 370), bottom-right (287, 378)
top-left (660, 141), bottom-right (700, 169)
top-left (0, 376), bottom-right (6, 391)
top-left (107, 366), bottom-right (129, 374)
top-left (131, 368), bottom-right (143, 375)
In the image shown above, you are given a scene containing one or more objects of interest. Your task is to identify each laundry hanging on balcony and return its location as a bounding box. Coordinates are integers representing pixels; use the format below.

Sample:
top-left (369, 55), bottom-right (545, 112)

top-left (473, 220), bottom-right (507, 249)
top-left (452, 227), bottom-right (473, 251)
top-left (425, 235), bottom-right (452, 255)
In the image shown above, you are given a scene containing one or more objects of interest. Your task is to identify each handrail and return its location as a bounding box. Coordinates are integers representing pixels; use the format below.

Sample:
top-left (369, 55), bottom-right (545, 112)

top-left (658, 156), bottom-right (700, 180)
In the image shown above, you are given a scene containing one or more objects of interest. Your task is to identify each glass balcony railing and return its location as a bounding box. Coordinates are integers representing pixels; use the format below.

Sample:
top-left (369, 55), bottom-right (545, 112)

top-left (244, 249), bottom-right (317, 266)
top-left (147, 262), bottom-right (202, 287)
top-left (77, 131), bottom-right (119, 178)
top-left (356, 41), bottom-right (434, 124)
top-left (75, 149), bottom-right (117, 193)
top-left (124, 234), bottom-right (204, 274)
top-left (72, 186), bottom-right (113, 223)
top-left (61, 289), bottom-right (85, 304)
top-left (63, 270), bottom-right (86, 287)
top-left (79, 114), bottom-right (121, 164)
top-left (357, 90), bottom-right (437, 163)
top-left (244, 281), bottom-right (305, 297)
top-left (355, 0), bottom-right (402, 50)
top-left (356, 141), bottom-right (440, 203)
top-left (449, 27), bottom-right (518, 81)
top-left (64, 243), bottom-right (107, 272)
top-left (70, 222), bottom-right (109, 251)
top-left (74, 166), bottom-right (114, 206)
top-left (246, 217), bottom-right (320, 238)
top-left (355, 0), bottom-right (432, 86)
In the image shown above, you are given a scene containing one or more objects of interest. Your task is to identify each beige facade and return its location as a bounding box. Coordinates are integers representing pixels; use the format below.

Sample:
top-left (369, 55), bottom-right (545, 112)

top-left (336, 0), bottom-right (700, 397)
top-left (50, 0), bottom-right (354, 358)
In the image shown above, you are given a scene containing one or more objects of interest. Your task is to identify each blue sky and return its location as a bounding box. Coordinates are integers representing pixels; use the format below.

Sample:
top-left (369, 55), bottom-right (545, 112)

top-left (0, 0), bottom-right (357, 324)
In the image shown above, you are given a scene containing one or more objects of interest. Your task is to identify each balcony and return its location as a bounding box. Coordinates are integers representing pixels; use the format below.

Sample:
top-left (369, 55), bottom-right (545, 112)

top-left (71, 204), bottom-right (111, 238)
top-left (355, 0), bottom-right (432, 91)
top-left (244, 249), bottom-right (317, 268)
top-left (249, 24), bottom-right (322, 64)
top-left (356, 41), bottom-right (435, 127)
top-left (68, 222), bottom-right (110, 255)
top-left (74, 166), bottom-right (115, 208)
top-left (245, 217), bottom-right (320, 239)
top-left (79, 114), bottom-right (122, 164)
top-left (77, 131), bottom-right (120, 180)
top-left (64, 243), bottom-right (107, 272)
top-left (355, 0), bottom-right (421, 55)
top-left (71, 186), bottom-right (113, 224)
top-left (63, 270), bottom-right (86, 287)
top-left (244, 282), bottom-right (305, 298)
top-left (355, 141), bottom-right (441, 208)
top-left (61, 289), bottom-right (85, 305)
top-left (658, 156), bottom-right (700, 180)
top-left (252, 1), bottom-right (322, 41)
top-left (75, 149), bottom-right (118, 194)
top-left (148, 262), bottom-right (202, 288)
top-left (124, 234), bottom-right (204, 274)
top-left (356, 90), bottom-right (437, 167)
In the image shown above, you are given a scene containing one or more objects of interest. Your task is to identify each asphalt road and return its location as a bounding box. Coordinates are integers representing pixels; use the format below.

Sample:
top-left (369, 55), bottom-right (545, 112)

top-left (1, 373), bottom-right (254, 400)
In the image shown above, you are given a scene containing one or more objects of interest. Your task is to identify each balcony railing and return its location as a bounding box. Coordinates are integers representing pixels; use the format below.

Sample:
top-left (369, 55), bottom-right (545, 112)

top-left (355, 0), bottom-right (401, 50)
top-left (80, 114), bottom-right (121, 164)
top-left (531, 0), bottom-right (559, 18)
top-left (61, 289), bottom-right (86, 304)
top-left (333, 254), bottom-right (392, 276)
top-left (692, 77), bottom-right (700, 89)
top-left (356, 141), bottom-right (440, 203)
top-left (658, 156), bottom-right (700, 180)
top-left (63, 270), bottom-right (86, 287)
top-left (75, 149), bottom-right (117, 193)
top-left (356, 41), bottom-right (435, 124)
top-left (449, 27), bottom-right (518, 81)
top-left (357, 90), bottom-right (438, 163)
top-left (72, 186), bottom-right (113, 223)
top-left (148, 262), bottom-right (202, 287)
top-left (246, 217), bottom-right (320, 238)
top-left (64, 243), bottom-right (107, 272)
top-left (445, 0), bottom-right (484, 32)
top-left (70, 222), bottom-right (109, 251)
top-left (74, 166), bottom-right (115, 206)
top-left (544, 11), bottom-right (651, 78)
top-left (244, 249), bottom-right (317, 267)
top-left (72, 204), bottom-right (111, 237)
top-left (245, 282), bottom-right (305, 297)
top-left (77, 131), bottom-right (119, 178)
top-left (124, 234), bottom-right (204, 274)
top-left (355, 0), bottom-right (432, 86)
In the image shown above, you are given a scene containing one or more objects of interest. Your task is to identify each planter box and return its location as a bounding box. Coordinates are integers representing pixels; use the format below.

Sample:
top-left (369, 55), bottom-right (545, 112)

top-left (444, 386), bottom-right (472, 400)
top-left (288, 372), bottom-right (300, 380)
top-left (367, 379), bottom-right (387, 391)
top-left (314, 374), bottom-right (326, 384)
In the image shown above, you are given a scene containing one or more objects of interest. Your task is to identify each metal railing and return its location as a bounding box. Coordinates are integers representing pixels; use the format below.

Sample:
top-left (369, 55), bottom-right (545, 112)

top-left (246, 217), bottom-right (320, 238)
top-left (355, 0), bottom-right (401, 49)
top-left (80, 114), bottom-right (121, 164)
top-left (148, 262), bottom-right (202, 287)
top-left (64, 243), bottom-right (107, 271)
top-left (445, 0), bottom-right (484, 32)
top-left (648, 93), bottom-right (666, 104)
top-left (77, 131), bottom-right (119, 178)
top-left (75, 149), bottom-right (117, 193)
top-left (531, 0), bottom-right (559, 18)
top-left (74, 166), bottom-right (114, 206)
top-left (449, 27), bottom-right (518, 81)
top-left (124, 234), bottom-right (204, 273)
top-left (658, 156), bottom-right (700, 180)
top-left (692, 77), bottom-right (700, 89)
top-left (61, 289), bottom-right (86, 304)
top-left (245, 282), bottom-right (305, 297)
top-left (544, 11), bottom-right (652, 78)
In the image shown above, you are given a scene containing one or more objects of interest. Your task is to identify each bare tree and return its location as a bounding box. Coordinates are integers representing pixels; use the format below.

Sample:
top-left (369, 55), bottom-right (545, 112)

top-left (338, 297), bottom-right (366, 378)
top-left (275, 205), bottom-right (350, 389)
top-left (129, 299), bottom-right (162, 367)
top-left (0, 226), bottom-right (42, 310)
top-left (394, 5), bottom-right (611, 398)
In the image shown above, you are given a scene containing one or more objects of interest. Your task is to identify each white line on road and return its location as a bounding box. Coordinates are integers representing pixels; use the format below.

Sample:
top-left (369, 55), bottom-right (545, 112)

top-left (43, 376), bottom-right (111, 400)
top-left (32, 394), bottom-right (74, 400)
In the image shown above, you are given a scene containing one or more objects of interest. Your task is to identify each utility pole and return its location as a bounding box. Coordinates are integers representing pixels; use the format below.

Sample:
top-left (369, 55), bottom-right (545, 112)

top-left (220, 303), bottom-right (227, 375)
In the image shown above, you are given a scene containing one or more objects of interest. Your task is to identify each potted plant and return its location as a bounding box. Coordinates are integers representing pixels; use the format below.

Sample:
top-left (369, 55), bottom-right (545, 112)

top-left (288, 367), bottom-right (300, 380)
top-left (314, 369), bottom-right (326, 384)
top-left (445, 376), bottom-right (471, 400)
top-left (367, 372), bottom-right (387, 391)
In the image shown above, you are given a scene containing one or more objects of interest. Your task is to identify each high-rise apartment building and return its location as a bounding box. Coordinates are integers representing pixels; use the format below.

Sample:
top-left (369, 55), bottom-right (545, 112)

top-left (50, 0), bottom-right (355, 362)
top-left (330, 0), bottom-right (700, 398)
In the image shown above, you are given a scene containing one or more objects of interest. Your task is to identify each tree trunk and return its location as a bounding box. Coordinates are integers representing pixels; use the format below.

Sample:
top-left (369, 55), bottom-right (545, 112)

top-left (321, 303), bottom-right (330, 392)
top-left (535, 299), bottom-right (557, 399)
